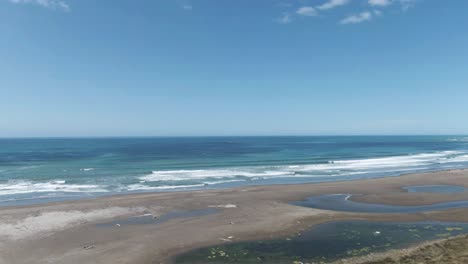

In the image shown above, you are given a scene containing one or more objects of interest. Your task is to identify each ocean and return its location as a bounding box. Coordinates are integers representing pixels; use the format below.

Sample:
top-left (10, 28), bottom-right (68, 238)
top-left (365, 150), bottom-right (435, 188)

top-left (1, 136), bottom-right (468, 206)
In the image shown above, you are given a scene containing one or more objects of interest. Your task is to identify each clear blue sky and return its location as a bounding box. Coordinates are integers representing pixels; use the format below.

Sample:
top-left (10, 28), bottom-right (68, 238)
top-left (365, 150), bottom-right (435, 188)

top-left (1, 0), bottom-right (467, 137)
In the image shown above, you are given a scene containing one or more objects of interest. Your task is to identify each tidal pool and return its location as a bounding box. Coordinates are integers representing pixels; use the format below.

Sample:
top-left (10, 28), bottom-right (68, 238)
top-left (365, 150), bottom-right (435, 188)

top-left (403, 185), bottom-right (466, 194)
top-left (175, 221), bottom-right (468, 263)
top-left (292, 194), bottom-right (468, 213)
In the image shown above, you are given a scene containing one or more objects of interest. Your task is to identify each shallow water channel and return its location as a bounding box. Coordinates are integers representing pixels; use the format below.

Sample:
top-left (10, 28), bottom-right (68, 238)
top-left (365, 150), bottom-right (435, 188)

top-left (176, 221), bottom-right (468, 263)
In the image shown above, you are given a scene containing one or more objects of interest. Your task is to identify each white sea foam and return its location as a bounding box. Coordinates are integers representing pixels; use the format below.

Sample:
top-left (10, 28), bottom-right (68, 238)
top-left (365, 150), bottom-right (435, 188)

top-left (0, 181), bottom-right (108, 196)
top-left (3, 151), bottom-right (468, 196)
top-left (447, 137), bottom-right (468, 142)
top-left (126, 178), bottom-right (254, 191)
top-left (52, 180), bottom-right (66, 184)
top-left (202, 179), bottom-right (246, 185)
top-left (126, 183), bottom-right (206, 191)
top-left (137, 151), bottom-right (468, 187)
top-left (295, 151), bottom-right (462, 172)
top-left (140, 169), bottom-right (294, 182)
top-left (439, 154), bottom-right (468, 163)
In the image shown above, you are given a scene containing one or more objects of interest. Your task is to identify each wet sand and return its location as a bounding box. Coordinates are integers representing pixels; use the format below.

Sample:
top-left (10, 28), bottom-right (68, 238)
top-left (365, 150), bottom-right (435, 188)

top-left (1, 169), bottom-right (468, 264)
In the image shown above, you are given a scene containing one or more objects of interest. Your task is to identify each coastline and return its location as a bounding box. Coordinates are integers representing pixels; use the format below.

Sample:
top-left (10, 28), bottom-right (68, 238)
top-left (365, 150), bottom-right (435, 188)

top-left (2, 169), bottom-right (468, 263)
top-left (3, 136), bottom-right (468, 206)
top-left (3, 166), bottom-right (465, 209)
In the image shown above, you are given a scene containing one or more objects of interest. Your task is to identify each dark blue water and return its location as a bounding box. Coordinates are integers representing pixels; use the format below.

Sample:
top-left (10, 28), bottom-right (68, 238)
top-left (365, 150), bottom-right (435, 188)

top-left (176, 221), bottom-right (468, 263)
top-left (1, 136), bottom-right (468, 205)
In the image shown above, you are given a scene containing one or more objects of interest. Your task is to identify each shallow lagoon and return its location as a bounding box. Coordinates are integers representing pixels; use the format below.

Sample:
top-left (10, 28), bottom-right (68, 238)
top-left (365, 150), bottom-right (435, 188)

top-left (175, 221), bottom-right (468, 263)
top-left (293, 194), bottom-right (468, 213)
top-left (403, 185), bottom-right (466, 194)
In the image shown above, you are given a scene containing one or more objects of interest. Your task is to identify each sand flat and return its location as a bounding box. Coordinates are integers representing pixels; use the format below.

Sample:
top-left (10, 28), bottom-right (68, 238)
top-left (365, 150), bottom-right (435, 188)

top-left (1, 169), bottom-right (468, 264)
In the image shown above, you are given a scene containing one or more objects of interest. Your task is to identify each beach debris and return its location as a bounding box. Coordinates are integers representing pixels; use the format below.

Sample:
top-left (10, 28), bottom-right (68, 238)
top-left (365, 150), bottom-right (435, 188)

top-left (139, 213), bottom-right (153, 217)
top-left (227, 236), bottom-right (234, 239)
top-left (219, 237), bottom-right (233, 242)
top-left (115, 224), bottom-right (121, 227)
top-left (209, 204), bottom-right (237, 209)
top-left (208, 248), bottom-right (231, 259)
top-left (374, 231), bottom-right (381, 235)
top-left (446, 227), bottom-right (463, 231)
top-left (83, 244), bottom-right (95, 250)
top-left (229, 221), bottom-right (234, 225)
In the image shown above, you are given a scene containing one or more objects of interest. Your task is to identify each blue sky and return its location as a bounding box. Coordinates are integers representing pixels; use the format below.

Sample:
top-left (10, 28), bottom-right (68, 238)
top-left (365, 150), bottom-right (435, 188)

top-left (1, 0), bottom-right (467, 137)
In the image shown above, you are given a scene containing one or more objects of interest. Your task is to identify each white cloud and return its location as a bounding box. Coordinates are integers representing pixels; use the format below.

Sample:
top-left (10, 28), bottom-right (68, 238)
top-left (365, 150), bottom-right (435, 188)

top-left (369, 0), bottom-right (419, 10)
top-left (275, 0), bottom-right (420, 25)
top-left (317, 0), bottom-right (351, 10)
top-left (276, 13), bottom-right (292, 24)
top-left (8, 0), bottom-right (70, 11)
top-left (182, 4), bottom-right (192, 10)
top-left (368, 0), bottom-right (392, 6)
top-left (399, 0), bottom-right (418, 10)
top-left (296, 6), bottom-right (318, 16)
top-left (340, 11), bottom-right (372, 24)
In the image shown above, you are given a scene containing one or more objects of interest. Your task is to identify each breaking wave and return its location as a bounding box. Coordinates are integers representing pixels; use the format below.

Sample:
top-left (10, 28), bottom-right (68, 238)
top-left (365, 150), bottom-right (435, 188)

top-left (0, 180), bottom-right (108, 196)
top-left (2, 150), bottom-right (468, 198)
top-left (136, 151), bottom-right (468, 189)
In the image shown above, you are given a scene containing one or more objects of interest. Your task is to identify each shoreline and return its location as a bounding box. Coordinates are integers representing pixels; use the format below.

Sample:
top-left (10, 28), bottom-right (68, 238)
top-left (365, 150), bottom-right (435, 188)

top-left (3, 156), bottom-right (468, 209)
top-left (3, 167), bottom-right (465, 210)
top-left (1, 169), bottom-right (468, 263)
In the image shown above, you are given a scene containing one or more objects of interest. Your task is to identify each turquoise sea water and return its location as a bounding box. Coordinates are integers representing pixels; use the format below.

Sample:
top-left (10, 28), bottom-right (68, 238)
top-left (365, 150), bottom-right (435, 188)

top-left (1, 136), bottom-right (468, 205)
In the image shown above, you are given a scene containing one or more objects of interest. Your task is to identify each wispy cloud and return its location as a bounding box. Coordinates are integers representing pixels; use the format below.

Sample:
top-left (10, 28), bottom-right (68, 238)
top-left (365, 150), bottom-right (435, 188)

top-left (296, 6), bottom-right (318, 16)
top-left (317, 0), bottom-right (351, 11)
top-left (8, 0), bottom-right (70, 11)
top-left (399, 0), bottom-right (418, 10)
top-left (340, 11), bottom-right (372, 24)
top-left (368, 0), bottom-right (392, 6)
top-left (276, 0), bottom-right (421, 25)
top-left (368, 0), bottom-right (419, 10)
top-left (276, 12), bottom-right (292, 24)
top-left (182, 4), bottom-right (192, 10)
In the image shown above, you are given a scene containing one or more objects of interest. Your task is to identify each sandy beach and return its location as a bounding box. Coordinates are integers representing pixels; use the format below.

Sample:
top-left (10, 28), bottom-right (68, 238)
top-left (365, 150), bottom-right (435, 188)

top-left (4, 0), bottom-right (467, 262)
top-left (2, 169), bottom-right (468, 264)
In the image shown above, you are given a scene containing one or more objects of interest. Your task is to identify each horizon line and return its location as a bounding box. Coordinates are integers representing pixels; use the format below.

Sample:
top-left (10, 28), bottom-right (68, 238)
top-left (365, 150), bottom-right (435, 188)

top-left (0, 134), bottom-right (467, 139)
